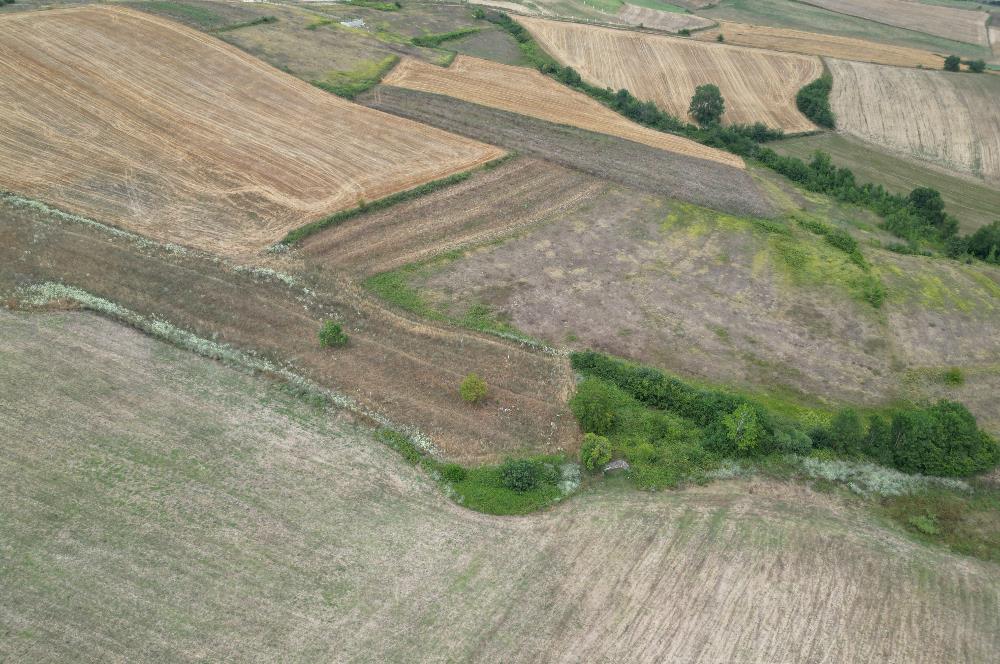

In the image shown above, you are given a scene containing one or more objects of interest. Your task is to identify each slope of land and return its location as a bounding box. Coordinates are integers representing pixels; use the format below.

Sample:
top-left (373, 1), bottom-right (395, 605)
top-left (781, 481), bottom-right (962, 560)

top-left (359, 85), bottom-right (775, 217)
top-left (693, 20), bottom-right (945, 68)
top-left (383, 56), bottom-right (744, 168)
top-left (2, 309), bottom-right (999, 663)
top-left (797, 0), bottom-right (988, 46)
top-left (827, 58), bottom-right (1000, 183)
top-left (380, 168), bottom-right (1000, 432)
top-left (299, 157), bottom-right (604, 276)
top-left (772, 133), bottom-right (1000, 233)
top-left (616, 4), bottom-right (715, 32)
top-left (516, 16), bottom-right (823, 132)
top-left (699, 0), bottom-right (991, 59)
top-left (0, 6), bottom-right (502, 256)
top-left (0, 197), bottom-right (577, 463)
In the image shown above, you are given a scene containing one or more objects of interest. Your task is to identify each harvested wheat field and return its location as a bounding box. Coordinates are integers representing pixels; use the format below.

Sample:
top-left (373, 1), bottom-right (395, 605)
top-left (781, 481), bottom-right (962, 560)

top-left (0, 6), bottom-right (502, 256)
top-left (798, 0), bottom-right (989, 46)
top-left (3, 309), bottom-right (999, 663)
top-left (384, 56), bottom-right (743, 168)
top-left (616, 4), bottom-right (715, 33)
top-left (517, 16), bottom-right (823, 132)
top-left (694, 20), bottom-right (944, 68)
top-left (827, 58), bottom-right (1000, 183)
top-left (299, 157), bottom-right (605, 276)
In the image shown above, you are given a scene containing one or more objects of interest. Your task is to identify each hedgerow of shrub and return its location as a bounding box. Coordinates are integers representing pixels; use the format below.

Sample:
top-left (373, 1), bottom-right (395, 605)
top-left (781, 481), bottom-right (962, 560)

top-left (795, 74), bottom-right (835, 128)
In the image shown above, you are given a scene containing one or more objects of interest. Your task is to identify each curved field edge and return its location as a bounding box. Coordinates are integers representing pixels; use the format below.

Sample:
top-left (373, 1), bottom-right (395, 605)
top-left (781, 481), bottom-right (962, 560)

top-left (2, 308), bottom-right (999, 662)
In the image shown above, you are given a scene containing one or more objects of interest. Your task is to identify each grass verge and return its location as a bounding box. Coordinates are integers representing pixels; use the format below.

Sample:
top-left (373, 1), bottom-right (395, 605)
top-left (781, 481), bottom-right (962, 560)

top-left (412, 27), bottom-right (482, 48)
top-left (312, 55), bottom-right (400, 99)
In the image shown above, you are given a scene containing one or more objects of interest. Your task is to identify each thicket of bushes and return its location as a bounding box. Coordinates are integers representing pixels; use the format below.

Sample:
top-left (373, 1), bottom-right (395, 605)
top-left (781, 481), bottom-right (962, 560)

top-left (795, 74), bottom-right (834, 128)
top-left (484, 11), bottom-right (999, 257)
top-left (411, 27), bottom-right (480, 48)
top-left (570, 351), bottom-right (999, 486)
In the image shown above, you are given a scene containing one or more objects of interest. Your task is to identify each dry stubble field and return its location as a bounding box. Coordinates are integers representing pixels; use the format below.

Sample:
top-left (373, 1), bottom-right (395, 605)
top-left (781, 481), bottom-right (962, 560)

top-left (693, 20), bottom-right (945, 68)
top-left (616, 4), bottom-right (715, 32)
top-left (827, 57), bottom-right (1000, 183)
top-left (797, 0), bottom-right (989, 46)
top-left (2, 310), bottom-right (998, 663)
top-left (516, 16), bottom-right (823, 132)
top-left (383, 56), bottom-right (744, 168)
top-left (0, 6), bottom-right (502, 256)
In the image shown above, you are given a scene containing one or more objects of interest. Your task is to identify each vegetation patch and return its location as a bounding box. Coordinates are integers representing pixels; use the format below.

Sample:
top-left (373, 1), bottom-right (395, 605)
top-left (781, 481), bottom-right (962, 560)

top-left (210, 15), bottom-right (276, 33)
top-left (882, 486), bottom-right (1000, 562)
top-left (313, 55), bottom-right (400, 99)
top-left (412, 27), bottom-right (481, 48)
top-left (795, 74), bottom-right (834, 128)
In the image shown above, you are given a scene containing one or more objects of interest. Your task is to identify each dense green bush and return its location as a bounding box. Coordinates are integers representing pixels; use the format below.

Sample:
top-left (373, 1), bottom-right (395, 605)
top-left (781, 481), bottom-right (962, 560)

top-left (440, 463), bottom-right (468, 482)
top-left (944, 55), bottom-right (961, 71)
top-left (795, 74), bottom-right (835, 128)
top-left (581, 433), bottom-right (613, 471)
top-left (689, 84), bottom-right (725, 126)
top-left (412, 27), bottom-right (479, 47)
top-left (500, 458), bottom-right (543, 492)
top-left (460, 372), bottom-right (488, 404)
top-left (570, 377), bottom-right (626, 435)
top-left (964, 220), bottom-right (1000, 263)
top-left (318, 321), bottom-right (348, 348)
top-left (890, 401), bottom-right (999, 476)
top-left (968, 59), bottom-right (986, 73)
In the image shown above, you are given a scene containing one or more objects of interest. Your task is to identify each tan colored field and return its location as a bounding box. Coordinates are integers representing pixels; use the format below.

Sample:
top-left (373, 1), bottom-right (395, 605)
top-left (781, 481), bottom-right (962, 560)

top-left (517, 16), bottom-right (823, 132)
top-left (695, 20), bottom-right (945, 68)
top-left (383, 56), bottom-right (744, 168)
top-left (3, 309), bottom-right (999, 662)
top-left (616, 4), bottom-right (715, 32)
top-left (0, 6), bottom-right (502, 256)
top-left (827, 58), bottom-right (1000, 183)
top-left (798, 0), bottom-right (989, 46)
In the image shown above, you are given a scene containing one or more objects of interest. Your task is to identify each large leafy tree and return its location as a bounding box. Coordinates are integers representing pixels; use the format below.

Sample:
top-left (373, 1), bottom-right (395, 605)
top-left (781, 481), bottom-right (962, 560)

top-left (689, 84), bottom-right (725, 126)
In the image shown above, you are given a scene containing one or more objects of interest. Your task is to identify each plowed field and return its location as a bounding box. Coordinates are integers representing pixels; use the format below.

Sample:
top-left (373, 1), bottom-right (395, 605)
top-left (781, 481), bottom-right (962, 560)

top-left (827, 58), bottom-right (1000, 183)
top-left (0, 6), bottom-right (503, 256)
top-left (694, 20), bottom-right (944, 68)
top-left (517, 16), bottom-right (823, 132)
top-left (383, 56), bottom-right (744, 168)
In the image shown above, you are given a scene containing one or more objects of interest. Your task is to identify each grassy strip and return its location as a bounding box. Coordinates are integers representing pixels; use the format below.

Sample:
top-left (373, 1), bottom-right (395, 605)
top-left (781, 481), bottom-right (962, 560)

top-left (347, 0), bottom-right (401, 10)
top-left (377, 430), bottom-right (578, 515)
top-left (280, 153), bottom-right (514, 245)
top-left (312, 54), bottom-right (399, 99)
top-left (412, 27), bottom-right (481, 48)
top-left (210, 15), bottom-right (277, 33)
top-left (134, 1), bottom-right (220, 26)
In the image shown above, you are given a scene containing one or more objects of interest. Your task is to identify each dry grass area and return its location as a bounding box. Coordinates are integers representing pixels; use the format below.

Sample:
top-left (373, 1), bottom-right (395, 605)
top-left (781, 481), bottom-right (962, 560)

top-left (517, 16), bottom-right (823, 132)
top-left (798, 0), bottom-right (989, 46)
top-left (0, 6), bottom-right (502, 256)
top-left (3, 309), bottom-right (999, 662)
top-left (827, 58), bottom-right (1000, 183)
top-left (694, 20), bottom-right (945, 68)
top-left (383, 56), bottom-right (744, 168)
top-left (0, 197), bottom-right (577, 463)
top-left (616, 4), bottom-right (715, 32)
top-left (299, 157), bottom-right (604, 276)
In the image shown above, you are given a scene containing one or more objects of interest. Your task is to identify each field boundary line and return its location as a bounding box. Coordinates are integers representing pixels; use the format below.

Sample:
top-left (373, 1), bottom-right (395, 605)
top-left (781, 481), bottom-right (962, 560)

top-left (278, 152), bottom-right (516, 246)
top-left (11, 282), bottom-right (440, 456)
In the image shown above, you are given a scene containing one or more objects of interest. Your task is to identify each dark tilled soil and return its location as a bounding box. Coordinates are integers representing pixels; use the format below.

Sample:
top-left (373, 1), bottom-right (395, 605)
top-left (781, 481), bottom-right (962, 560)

top-left (359, 85), bottom-right (776, 219)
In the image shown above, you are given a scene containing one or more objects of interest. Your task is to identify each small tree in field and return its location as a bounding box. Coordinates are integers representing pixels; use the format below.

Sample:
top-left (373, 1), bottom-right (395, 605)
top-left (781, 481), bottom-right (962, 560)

top-left (968, 59), bottom-right (986, 73)
top-left (689, 84), bottom-right (725, 126)
top-left (318, 321), bottom-right (349, 348)
top-left (943, 55), bottom-right (961, 72)
top-left (460, 372), bottom-right (488, 404)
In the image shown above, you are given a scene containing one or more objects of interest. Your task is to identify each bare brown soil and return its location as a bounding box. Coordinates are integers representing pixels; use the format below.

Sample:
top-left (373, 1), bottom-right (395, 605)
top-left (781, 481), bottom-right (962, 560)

top-left (0, 6), bottom-right (502, 256)
top-left (3, 309), bottom-right (999, 662)
top-left (0, 198), bottom-right (577, 463)
top-left (798, 0), bottom-right (989, 46)
top-left (694, 20), bottom-right (945, 68)
top-left (517, 16), bottom-right (823, 132)
top-left (360, 85), bottom-right (776, 218)
top-left (299, 157), bottom-right (603, 277)
top-left (383, 55), bottom-right (744, 168)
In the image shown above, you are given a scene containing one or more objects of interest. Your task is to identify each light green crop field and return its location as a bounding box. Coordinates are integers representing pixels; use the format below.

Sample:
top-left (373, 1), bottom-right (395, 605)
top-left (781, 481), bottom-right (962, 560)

top-left (772, 133), bottom-right (1000, 233)
top-left (2, 310), bottom-right (999, 662)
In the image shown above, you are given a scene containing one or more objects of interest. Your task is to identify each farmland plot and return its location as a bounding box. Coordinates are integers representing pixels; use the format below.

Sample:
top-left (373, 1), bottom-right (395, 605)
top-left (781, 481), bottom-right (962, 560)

top-left (3, 309), bottom-right (1000, 663)
top-left (694, 20), bottom-right (944, 68)
top-left (383, 56), bottom-right (744, 168)
top-left (797, 0), bottom-right (989, 46)
top-left (827, 58), bottom-right (1000, 183)
top-left (616, 4), bottom-right (715, 32)
top-left (517, 16), bottom-right (823, 131)
top-left (0, 6), bottom-right (502, 256)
